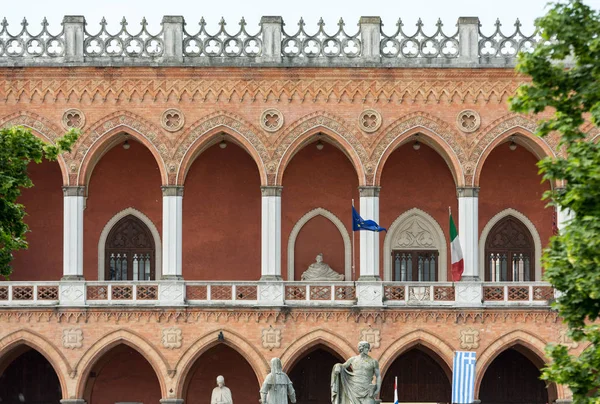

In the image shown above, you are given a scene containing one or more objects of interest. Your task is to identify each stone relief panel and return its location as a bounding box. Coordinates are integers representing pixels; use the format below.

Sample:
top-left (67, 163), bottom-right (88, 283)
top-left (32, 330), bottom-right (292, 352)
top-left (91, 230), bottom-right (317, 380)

top-left (62, 328), bottom-right (83, 349)
top-left (359, 109), bottom-right (382, 133)
top-left (558, 329), bottom-right (578, 350)
top-left (456, 110), bottom-right (480, 133)
top-left (459, 328), bottom-right (480, 349)
top-left (62, 108), bottom-right (86, 131)
top-left (161, 108), bottom-right (185, 132)
top-left (262, 326), bottom-right (282, 350)
top-left (260, 109), bottom-right (284, 133)
top-left (162, 327), bottom-right (183, 349)
top-left (359, 327), bottom-right (381, 349)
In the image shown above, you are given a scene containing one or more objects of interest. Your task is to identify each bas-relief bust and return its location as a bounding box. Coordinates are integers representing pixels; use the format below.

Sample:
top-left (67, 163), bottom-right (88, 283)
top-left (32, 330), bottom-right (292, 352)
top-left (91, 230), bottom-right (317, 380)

top-left (301, 253), bottom-right (344, 281)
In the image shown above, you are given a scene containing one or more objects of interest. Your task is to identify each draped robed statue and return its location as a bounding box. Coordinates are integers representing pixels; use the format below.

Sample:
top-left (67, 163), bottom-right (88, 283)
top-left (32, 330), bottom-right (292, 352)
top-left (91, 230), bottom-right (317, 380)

top-left (260, 357), bottom-right (297, 404)
top-left (331, 341), bottom-right (382, 404)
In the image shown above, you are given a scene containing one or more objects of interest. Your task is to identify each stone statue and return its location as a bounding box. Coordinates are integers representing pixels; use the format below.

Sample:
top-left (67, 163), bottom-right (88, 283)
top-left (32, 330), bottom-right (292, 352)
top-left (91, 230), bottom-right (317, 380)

top-left (211, 375), bottom-right (233, 404)
top-left (301, 253), bottom-right (344, 281)
top-left (260, 357), bottom-right (296, 404)
top-left (331, 341), bottom-right (381, 404)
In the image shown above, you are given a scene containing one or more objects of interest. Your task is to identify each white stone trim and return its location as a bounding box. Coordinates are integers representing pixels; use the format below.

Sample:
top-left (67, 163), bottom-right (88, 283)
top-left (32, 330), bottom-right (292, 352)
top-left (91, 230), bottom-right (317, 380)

top-left (479, 208), bottom-right (542, 281)
top-left (97, 208), bottom-right (162, 281)
top-left (287, 208), bottom-right (351, 281)
top-left (383, 208), bottom-right (448, 281)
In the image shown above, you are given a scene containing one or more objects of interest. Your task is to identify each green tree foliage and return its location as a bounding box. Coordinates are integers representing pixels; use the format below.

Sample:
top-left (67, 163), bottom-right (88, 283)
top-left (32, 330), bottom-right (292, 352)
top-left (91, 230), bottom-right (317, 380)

top-left (510, 1), bottom-right (600, 401)
top-left (0, 126), bottom-right (78, 278)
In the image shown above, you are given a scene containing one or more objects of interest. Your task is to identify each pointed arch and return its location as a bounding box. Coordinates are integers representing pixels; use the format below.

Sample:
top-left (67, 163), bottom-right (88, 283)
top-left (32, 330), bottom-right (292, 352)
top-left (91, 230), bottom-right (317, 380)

top-left (74, 329), bottom-right (169, 398)
top-left (273, 112), bottom-right (367, 186)
top-left (475, 330), bottom-right (550, 399)
top-left (174, 111), bottom-right (269, 186)
top-left (472, 115), bottom-right (556, 186)
top-left (0, 111), bottom-right (70, 185)
top-left (371, 112), bottom-right (465, 187)
top-left (280, 329), bottom-right (356, 373)
top-left (377, 330), bottom-right (454, 378)
top-left (174, 328), bottom-right (268, 397)
top-left (76, 111), bottom-right (169, 187)
top-left (0, 329), bottom-right (73, 398)
top-left (479, 208), bottom-right (542, 281)
top-left (97, 207), bottom-right (161, 280)
top-left (287, 208), bottom-right (351, 281)
top-left (383, 208), bottom-right (448, 281)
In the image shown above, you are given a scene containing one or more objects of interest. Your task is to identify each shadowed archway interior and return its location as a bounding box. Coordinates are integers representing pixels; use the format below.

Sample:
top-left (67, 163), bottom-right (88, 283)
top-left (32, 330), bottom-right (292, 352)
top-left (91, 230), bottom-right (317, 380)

top-left (288, 345), bottom-right (344, 404)
top-left (0, 347), bottom-right (62, 404)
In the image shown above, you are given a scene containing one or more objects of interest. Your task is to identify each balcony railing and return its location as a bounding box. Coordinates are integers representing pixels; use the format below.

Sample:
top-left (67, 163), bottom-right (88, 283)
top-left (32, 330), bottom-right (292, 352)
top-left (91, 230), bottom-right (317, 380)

top-left (0, 280), bottom-right (557, 308)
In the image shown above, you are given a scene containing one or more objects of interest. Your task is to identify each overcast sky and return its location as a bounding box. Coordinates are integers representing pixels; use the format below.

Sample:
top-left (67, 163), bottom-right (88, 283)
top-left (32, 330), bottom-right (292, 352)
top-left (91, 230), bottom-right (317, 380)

top-left (2, 0), bottom-right (600, 35)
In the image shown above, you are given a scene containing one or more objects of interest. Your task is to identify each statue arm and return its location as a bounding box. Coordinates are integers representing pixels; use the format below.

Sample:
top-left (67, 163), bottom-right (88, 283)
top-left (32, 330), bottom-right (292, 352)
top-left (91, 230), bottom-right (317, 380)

top-left (374, 360), bottom-right (382, 397)
top-left (287, 379), bottom-right (297, 403)
top-left (259, 376), bottom-right (270, 403)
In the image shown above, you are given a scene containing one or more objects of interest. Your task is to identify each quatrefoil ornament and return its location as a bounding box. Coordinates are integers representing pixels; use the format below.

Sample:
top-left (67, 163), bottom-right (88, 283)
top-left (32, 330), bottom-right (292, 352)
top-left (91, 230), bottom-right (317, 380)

top-left (456, 110), bottom-right (481, 133)
top-left (61, 109), bottom-right (85, 131)
top-left (161, 108), bottom-right (185, 132)
top-left (260, 109), bottom-right (284, 133)
top-left (359, 109), bottom-right (382, 133)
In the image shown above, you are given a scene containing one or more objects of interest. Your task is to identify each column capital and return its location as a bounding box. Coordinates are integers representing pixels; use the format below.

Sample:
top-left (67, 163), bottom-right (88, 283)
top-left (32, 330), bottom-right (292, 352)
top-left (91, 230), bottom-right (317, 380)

top-left (62, 186), bottom-right (86, 196)
top-left (457, 187), bottom-right (479, 198)
top-left (359, 186), bottom-right (380, 197)
top-left (261, 186), bottom-right (283, 197)
top-left (162, 186), bottom-right (184, 197)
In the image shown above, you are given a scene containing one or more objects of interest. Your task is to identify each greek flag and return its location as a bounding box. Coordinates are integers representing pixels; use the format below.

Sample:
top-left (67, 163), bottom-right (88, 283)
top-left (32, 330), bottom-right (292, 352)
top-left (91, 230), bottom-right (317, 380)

top-left (452, 351), bottom-right (476, 404)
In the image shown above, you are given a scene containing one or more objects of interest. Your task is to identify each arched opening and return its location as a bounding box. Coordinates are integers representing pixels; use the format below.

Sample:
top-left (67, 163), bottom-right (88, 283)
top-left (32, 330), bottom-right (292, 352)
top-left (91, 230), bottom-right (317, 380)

top-left (380, 143), bottom-right (457, 281)
top-left (484, 216), bottom-right (534, 281)
top-left (183, 344), bottom-right (259, 403)
top-left (479, 347), bottom-right (549, 404)
top-left (182, 141), bottom-right (261, 280)
top-left (288, 344), bottom-right (344, 404)
top-left (282, 136), bottom-right (359, 280)
top-left (479, 141), bottom-right (552, 266)
top-left (0, 347), bottom-right (62, 403)
top-left (10, 159), bottom-right (63, 281)
top-left (104, 215), bottom-right (156, 280)
top-left (84, 137), bottom-right (162, 280)
top-left (381, 345), bottom-right (451, 403)
top-left (83, 344), bottom-right (161, 404)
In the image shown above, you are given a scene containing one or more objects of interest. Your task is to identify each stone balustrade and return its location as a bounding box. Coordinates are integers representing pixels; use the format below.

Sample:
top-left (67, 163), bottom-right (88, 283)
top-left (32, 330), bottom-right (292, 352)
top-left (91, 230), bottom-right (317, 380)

top-left (0, 15), bottom-right (539, 67)
top-left (0, 280), bottom-right (557, 308)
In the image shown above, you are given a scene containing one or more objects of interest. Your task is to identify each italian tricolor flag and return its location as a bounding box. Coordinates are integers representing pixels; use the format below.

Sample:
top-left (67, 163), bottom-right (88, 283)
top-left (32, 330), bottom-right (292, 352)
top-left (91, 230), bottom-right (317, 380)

top-left (450, 212), bottom-right (464, 281)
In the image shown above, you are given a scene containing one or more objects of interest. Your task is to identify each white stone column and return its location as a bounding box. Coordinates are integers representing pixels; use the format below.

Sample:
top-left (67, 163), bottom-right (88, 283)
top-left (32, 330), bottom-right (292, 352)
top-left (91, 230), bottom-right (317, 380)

top-left (62, 186), bottom-right (85, 280)
top-left (358, 187), bottom-right (381, 281)
top-left (261, 186), bottom-right (282, 281)
top-left (359, 17), bottom-right (382, 63)
top-left (457, 187), bottom-right (479, 281)
top-left (260, 16), bottom-right (283, 64)
top-left (457, 17), bottom-right (480, 65)
top-left (162, 186), bottom-right (183, 280)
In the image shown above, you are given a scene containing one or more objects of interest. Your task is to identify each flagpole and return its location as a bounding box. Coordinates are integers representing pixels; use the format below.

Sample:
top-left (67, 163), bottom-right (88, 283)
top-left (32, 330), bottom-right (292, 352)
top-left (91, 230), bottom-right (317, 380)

top-left (352, 199), bottom-right (356, 281)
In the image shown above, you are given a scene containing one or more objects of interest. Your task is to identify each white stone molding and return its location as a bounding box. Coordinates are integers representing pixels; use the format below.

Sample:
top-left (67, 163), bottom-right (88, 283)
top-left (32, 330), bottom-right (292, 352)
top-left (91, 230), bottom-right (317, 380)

top-left (383, 208), bottom-right (448, 281)
top-left (97, 207), bottom-right (162, 281)
top-left (287, 208), bottom-right (351, 281)
top-left (479, 208), bottom-right (542, 281)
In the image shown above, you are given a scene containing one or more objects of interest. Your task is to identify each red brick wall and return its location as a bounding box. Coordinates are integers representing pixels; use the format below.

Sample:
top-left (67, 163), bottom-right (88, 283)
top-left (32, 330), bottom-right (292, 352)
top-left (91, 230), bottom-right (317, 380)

top-left (182, 143), bottom-right (261, 280)
top-left (282, 143), bottom-right (359, 281)
top-left (84, 140), bottom-right (162, 280)
top-left (10, 159), bottom-right (63, 281)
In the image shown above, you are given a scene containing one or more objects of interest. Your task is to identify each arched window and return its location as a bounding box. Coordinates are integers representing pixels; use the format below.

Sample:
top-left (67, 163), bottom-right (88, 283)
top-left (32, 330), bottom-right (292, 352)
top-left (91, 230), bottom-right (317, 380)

top-left (105, 215), bottom-right (155, 280)
top-left (485, 216), bottom-right (534, 281)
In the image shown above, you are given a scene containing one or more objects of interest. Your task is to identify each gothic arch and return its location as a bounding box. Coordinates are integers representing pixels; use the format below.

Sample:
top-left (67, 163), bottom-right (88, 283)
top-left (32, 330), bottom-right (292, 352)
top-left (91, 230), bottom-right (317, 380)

top-left (471, 115), bottom-right (556, 186)
top-left (287, 208), bottom-right (351, 281)
top-left (0, 329), bottom-right (73, 398)
top-left (76, 111), bottom-right (169, 187)
top-left (383, 208), bottom-right (448, 281)
top-left (74, 329), bottom-right (169, 399)
top-left (378, 329), bottom-right (454, 378)
top-left (479, 209), bottom-right (542, 281)
top-left (174, 328), bottom-right (269, 397)
top-left (273, 112), bottom-right (367, 186)
top-left (97, 207), bottom-right (162, 280)
top-left (280, 329), bottom-right (356, 373)
top-left (0, 111), bottom-right (70, 185)
top-left (371, 112), bottom-right (465, 187)
top-left (475, 330), bottom-right (550, 399)
top-left (174, 111), bottom-right (269, 186)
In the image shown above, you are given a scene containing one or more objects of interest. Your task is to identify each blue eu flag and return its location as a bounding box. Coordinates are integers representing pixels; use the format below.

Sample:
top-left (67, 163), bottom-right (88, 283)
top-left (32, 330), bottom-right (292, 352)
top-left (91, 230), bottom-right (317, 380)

top-left (352, 206), bottom-right (386, 232)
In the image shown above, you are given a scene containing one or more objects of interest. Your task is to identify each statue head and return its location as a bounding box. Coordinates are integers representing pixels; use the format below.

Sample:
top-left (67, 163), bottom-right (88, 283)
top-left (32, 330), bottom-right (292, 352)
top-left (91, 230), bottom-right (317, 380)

top-left (316, 253), bottom-right (323, 263)
top-left (216, 375), bottom-right (225, 387)
top-left (270, 357), bottom-right (283, 373)
top-left (358, 340), bottom-right (371, 354)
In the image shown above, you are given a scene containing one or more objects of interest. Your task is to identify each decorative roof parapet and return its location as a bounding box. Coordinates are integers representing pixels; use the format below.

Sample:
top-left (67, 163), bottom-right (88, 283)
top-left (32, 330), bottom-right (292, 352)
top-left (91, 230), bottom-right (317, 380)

top-left (0, 15), bottom-right (539, 68)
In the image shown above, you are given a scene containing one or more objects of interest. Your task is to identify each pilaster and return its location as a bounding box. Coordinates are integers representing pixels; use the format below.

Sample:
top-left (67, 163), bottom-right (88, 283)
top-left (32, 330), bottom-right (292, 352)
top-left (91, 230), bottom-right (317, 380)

top-left (457, 17), bottom-right (480, 65)
top-left (162, 186), bottom-right (184, 280)
top-left (358, 186), bottom-right (381, 281)
top-left (162, 16), bottom-right (185, 63)
top-left (359, 17), bottom-right (382, 64)
top-left (261, 186), bottom-right (283, 281)
top-left (457, 187), bottom-right (479, 281)
top-left (260, 16), bottom-right (283, 63)
top-left (62, 16), bottom-right (85, 63)
top-left (62, 186), bottom-right (85, 280)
